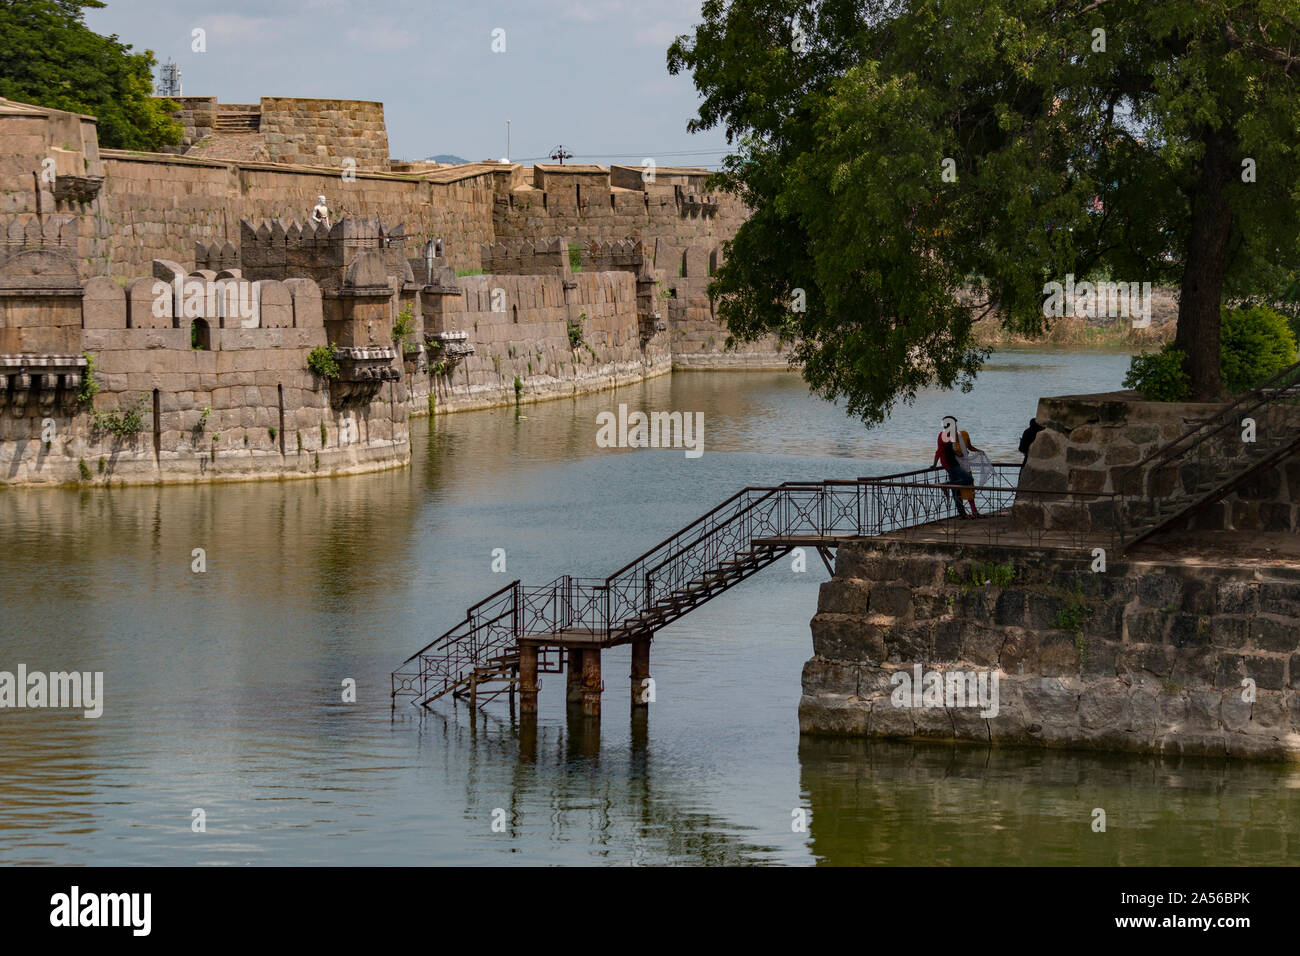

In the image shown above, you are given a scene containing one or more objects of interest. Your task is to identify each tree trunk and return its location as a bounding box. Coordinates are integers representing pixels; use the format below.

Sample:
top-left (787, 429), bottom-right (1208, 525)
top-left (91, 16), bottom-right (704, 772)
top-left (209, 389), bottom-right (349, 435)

top-left (1175, 130), bottom-right (1234, 400)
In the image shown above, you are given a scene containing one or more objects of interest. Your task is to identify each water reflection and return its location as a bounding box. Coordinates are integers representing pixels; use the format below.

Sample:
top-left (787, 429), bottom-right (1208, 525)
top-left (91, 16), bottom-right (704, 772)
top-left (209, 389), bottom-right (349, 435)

top-left (799, 738), bottom-right (1300, 865)
top-left (11, 353), bottom-right (1279, 866)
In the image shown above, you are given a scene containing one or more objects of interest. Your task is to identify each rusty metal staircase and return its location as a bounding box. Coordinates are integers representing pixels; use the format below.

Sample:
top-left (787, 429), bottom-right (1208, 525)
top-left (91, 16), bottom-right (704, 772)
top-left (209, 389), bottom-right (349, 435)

top-left (392, 481), bottom-right (880, 709)
top-left (393, 468), bottom-right (1029, 710)
top-left (1118, 361), bottom-right (1300, 549)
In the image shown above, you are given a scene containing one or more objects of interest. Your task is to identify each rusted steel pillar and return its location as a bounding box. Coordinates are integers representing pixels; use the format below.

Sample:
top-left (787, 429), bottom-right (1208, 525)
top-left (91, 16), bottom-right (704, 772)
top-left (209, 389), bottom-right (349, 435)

top-left (630, 639), bottom-right (651, 708)
top-left (580, 647), bottom-right (602, 717)
top-left (566, 648), bottom-right (585, 705)
top-left (519, 644), bottom-right (539, 715)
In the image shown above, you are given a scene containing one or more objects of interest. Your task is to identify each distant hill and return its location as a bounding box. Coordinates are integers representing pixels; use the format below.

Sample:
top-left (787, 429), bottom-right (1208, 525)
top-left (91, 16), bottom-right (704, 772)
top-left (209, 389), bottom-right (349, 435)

top-left (425, 154), bottom-right (468, 164)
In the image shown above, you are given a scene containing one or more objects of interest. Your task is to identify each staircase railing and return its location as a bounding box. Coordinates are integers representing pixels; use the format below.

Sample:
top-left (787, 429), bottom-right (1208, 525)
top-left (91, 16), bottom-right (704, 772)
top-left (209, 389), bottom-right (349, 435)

top-left (395, 467), bottom-right (1038, 706)
top-left (1117, 361), bottom-right (1300, 545)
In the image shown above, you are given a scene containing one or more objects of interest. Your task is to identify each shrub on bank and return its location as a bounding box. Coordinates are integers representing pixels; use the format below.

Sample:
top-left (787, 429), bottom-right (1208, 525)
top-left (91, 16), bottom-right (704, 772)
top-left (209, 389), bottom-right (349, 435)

top-left (1124, 304), bottom-right (1297, 400)
top-left (1219, 304), bottom-right (1296, 392)
top-left (1123, 347), bottom-right (1191, 401)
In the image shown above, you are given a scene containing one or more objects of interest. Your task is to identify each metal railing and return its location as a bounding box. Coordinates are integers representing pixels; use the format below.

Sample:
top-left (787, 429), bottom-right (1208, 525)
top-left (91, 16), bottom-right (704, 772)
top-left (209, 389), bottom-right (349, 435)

top-left (1117, 360), bottom-right (1300, 544)
top-left (396, 462), bottom-right (1122, 707)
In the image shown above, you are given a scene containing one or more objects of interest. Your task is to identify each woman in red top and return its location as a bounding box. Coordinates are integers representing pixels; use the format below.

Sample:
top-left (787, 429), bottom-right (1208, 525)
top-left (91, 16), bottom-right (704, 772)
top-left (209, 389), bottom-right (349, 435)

top-left (933, 416), bottom-right (980, 518)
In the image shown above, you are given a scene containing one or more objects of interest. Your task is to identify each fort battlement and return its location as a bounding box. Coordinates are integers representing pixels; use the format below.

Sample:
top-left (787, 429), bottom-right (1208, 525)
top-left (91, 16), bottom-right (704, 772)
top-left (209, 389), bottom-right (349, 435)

top-left (1, 215), bottom-right (79, 254)
top-left (0, 93), bottom-right (785, 485)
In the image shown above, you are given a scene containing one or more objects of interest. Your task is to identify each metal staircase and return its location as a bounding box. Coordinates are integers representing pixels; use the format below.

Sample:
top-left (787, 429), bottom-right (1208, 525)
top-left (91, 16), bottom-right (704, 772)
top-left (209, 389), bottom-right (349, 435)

top-left (392, 469), bottom-right (1024, 709)
top-left (393, 480), bottom-right (874, 708)
top-left (1118, 361), bottom-right (1300, 549)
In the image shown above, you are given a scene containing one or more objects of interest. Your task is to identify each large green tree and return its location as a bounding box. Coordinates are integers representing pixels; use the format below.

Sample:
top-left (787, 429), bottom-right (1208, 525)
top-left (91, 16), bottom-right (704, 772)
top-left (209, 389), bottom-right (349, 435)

top-left (669, 0), bottom-right (1300, 418)
top-left (0, 0), bottom-right (180, 151)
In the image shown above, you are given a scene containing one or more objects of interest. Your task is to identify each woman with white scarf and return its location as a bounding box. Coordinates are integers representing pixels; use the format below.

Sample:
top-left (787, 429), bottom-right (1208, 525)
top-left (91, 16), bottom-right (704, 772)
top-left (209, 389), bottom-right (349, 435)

top-left (934, 415), bottom-right (991, 518)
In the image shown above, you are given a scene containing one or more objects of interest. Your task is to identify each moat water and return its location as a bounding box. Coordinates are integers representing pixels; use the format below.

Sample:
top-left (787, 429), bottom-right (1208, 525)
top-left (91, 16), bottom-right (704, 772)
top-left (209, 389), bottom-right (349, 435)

top-left (3, 351), bottom-right (1299, 865)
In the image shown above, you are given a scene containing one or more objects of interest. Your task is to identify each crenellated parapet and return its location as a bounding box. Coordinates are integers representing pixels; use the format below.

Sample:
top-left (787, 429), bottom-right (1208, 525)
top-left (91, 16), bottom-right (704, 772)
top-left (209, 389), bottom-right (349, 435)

top-left (237, 217), bottom-right (414, 294)
top-left (0, 215), bottom-right (80, 269)
top-left (579, 238), bottom-right (648, 274)
top-left (193, 239), bottom-right (239, 273)
top-left (480, 237), bottom-right (568, 276)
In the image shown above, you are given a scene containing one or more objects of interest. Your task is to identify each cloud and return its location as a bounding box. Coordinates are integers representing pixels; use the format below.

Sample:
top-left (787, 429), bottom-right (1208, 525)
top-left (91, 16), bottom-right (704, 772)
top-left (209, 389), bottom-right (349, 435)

top-left (343, 21), bottom-right (419, 54)
top-left (201, 14), bottom-right (280, 46)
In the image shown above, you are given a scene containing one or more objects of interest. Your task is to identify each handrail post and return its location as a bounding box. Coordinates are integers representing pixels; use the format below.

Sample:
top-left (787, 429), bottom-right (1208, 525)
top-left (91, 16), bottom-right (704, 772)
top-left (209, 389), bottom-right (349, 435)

top-left (512, 580), bottom-right (520, 640)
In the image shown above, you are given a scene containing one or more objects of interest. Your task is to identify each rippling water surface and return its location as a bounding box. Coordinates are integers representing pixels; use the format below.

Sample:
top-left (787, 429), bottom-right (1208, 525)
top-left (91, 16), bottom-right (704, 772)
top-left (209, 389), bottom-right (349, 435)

top-left (2, 352), bottom-right (1297, 865)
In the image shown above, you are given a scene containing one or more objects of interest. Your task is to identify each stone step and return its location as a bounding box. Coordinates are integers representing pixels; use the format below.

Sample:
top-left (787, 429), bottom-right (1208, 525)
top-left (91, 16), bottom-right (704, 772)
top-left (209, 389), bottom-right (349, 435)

top-left (214, 112), bottom-right (261, 132)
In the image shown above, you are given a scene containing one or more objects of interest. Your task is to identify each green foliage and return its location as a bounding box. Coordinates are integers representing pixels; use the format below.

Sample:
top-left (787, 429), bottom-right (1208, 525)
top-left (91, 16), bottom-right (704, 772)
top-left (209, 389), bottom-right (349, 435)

top-left (307, 345), bottom-right (340, 380)
top-left (392, 307), bottom-right (418, 355)
top-left (1054, 589), bottom-right (1093, 637)
top-left (455, 268), bottom-right (486, 277)
top-left (668, 0), bottom-right (1300, 414)
top-left (296, 430), bottom-right (303, 452)
top-left (429, 359), bottom-right (449, 376)
top-left (1126, 308), bottom-right (1296, 399)
top-left (77, 458), bottom-right (91, 481)
top-left (568, 243), bottom-right (582, 272)
top-left (77, 352), bottom-right (98, 406)
top-left (427, 393), bottom-right (436, 416)
top-left (1124, 347), bottom-right (1192, 402)
top-left (946, 561), bottom-right (1014, 594)
top-left (0, 1), bottom-right (182, 151)
top-left (91, 392), bottom-right (148, 437)
top-left (513, 375), bottom-right (523, 403)
top-left (320, 423), bottom-right (328, 447)
top-left (1219, 304), bottom-right (1296, 393)
top-left (267, 426), bottom-right (277, 442)
top-left (567, 313), bottom-right (586, 349)
top-left (196, 406), bottom-right (211, 433)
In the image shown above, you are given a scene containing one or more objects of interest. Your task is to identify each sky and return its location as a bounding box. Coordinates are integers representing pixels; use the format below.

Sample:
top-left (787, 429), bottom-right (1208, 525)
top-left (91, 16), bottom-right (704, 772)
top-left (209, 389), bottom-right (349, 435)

top-left (86, 0), bottom-right (734, 167)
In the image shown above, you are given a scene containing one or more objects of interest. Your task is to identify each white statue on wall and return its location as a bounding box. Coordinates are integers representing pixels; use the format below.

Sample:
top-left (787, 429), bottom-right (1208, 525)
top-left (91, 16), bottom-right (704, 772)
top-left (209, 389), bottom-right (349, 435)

top-left (311, 195), bottom-right (331, 229)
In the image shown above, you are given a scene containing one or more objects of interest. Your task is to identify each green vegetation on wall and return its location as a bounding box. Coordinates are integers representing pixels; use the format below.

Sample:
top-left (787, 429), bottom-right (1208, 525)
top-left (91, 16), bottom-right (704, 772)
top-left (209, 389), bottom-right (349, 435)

top-left (307, 345), bottom-right (340, 380)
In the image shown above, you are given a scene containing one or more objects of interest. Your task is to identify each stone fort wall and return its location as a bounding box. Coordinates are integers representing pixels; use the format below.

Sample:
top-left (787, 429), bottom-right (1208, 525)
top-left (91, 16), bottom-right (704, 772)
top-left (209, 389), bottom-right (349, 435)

top-left (162, 96), bottom-right (390, 171)
top-left (0, 95), bottom-right (784, 486)
top-left (800, 538), bottom-right (1300, 760)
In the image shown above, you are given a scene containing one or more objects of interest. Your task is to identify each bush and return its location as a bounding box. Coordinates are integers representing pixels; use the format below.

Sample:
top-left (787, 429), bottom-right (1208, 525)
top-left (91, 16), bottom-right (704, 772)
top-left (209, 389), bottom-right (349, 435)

top-left (392, 307), bottom-right (417, 355)
top-left (1219, 304), bottom-right (1296, 393)
top-left (567, 313), bottom-right (586, 349)
top-left (1125, 306), bottom-right (1297, 401)
top-left (307, 345), bottom-right (340, 379)
top-left (1124, 347), bottom-right (1191, 401)
top-left (78, 352), bottom-right (99, 406)
top-left (91, 393), bottom-right (149, 438)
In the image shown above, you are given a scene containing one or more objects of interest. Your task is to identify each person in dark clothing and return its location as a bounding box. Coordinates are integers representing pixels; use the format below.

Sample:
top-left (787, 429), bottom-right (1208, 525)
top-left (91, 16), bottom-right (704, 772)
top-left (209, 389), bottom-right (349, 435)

top-left (933, 420), bottom-right (976, 517)
top-left (1019, 418), bottom-right (1045, 466)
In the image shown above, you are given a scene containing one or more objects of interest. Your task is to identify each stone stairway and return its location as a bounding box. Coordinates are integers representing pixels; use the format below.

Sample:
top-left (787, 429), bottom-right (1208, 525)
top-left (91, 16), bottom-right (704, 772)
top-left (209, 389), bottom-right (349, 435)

top-left (214, 111), bottom-right (260, 133)
top-left (1120, 363), bottom-right (1300, 548)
